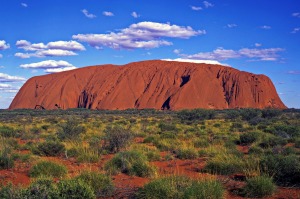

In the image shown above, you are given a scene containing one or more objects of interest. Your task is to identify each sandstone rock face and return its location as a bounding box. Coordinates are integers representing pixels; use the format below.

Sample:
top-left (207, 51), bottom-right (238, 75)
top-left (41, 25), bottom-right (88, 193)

top-left (9, 60), bottom-right (286, 110)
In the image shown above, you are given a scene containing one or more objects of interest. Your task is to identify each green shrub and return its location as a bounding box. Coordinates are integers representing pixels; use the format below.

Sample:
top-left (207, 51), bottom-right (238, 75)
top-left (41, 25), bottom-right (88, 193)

top-left (193, 138), bottom-right (210, 148)
top-left (105, 150), bottom-right (156, 177)
top-left (103, 126), bottom-right (133, 153)
top-left (177, 109), bottom-right (215, 122)
top-left (295, 137), bottom-right (300, 148)
top-left (57, 118), bottom-right (86, 140)
top-left (0, 126), bottom-right (16, 138)
top-left (259, 136), bottom-right (287, 148)
top-left (261, 109), bottom-right (281, 118)
top-left (203, 154), bottom-right (244, 175)
top-left (77, 153), bottom-right (99, 163)
top-left (175, 147), bottom-right (198, 160)
top-left (260, 154), bottom-right (300, 185)
top-left (137, 176), bottom-right (224, 199)
top-left (240, 109), bottom-right (261, 121)
top-left (239, 132), bottom-right (259, 145)
top-left (0, 183), bottom-right (24, 199)
top-left (158, 123), bottom-right (178, 132)
top-left (145, 150), bottom-right (161, 161)
top-left (76, 171), bottom-right (114, 197)
top-left (242, 176), bottom-right (276, 198)
top-left (0, 151), bottom-right (14, 169)
top-left (29, 161), bottom-right (67, 178)
top-left (137, 176), bottom-right (191, 198)
top-left (183, 179), bottom-right (224, 199)
top-left (23, 177), bottom-right (57, 199)
top-left (33, 141), bottom-right (65, 156)
top-left (56, 179), bottom-right (95, 199)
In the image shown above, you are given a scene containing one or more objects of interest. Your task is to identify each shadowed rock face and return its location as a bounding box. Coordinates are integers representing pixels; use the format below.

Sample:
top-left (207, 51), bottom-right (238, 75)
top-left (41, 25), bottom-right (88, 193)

top-left (9, 60), bottom-right (286, 110)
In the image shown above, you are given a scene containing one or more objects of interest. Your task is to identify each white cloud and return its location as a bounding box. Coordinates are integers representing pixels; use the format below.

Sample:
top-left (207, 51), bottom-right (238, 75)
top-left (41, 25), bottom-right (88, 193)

top-left (255, 43), bottom-right (262, 47)
top-left (0, 84), bottom-right (20, 93)
top-left (45, 66), bottom-right (77, 73)
top-left (103, 11), bottom-right (114, 17)
top-left (173, 49), bottom-right (181, 54)
top-left (203, 1), bottom-right (214, 8)
top-left (287, 70), bottom-right (300, 75)
top-left (73, 21), bottom-right (205, 49)
top-left (227, 24), bottom-right (237, 28)
top-left (47, 41), bottom-right (86, 51)
top-left (291, 27), bottom-right (300, 33)
top-left (21, 3), bottom-right (28, 7)
top-left (82, 9), bottom-right (96, 19)
top-left (131, 11), bottom-right (140, 18)
top-left (178, 47), bottom-right (284, 61)
top-left (292, 13), bottom-right (300, 18)
top-left (0, 73), bottom-right (26, 82)
top-left (191, 6), bottom-right (202, 11)
top-left (20, 60), bottom-right (74, 69)
top-left (162, 58), bottom-right (228, 66)
top-left (15, 40), bottom-right (85, 58)
top-left (260, 25), bottom-right (271, 30)
top-left (0, 40), bottom-right (10, 50)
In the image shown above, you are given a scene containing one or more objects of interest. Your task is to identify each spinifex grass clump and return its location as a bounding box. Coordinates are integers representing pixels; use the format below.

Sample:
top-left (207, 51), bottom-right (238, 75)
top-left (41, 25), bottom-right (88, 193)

top-left (32, 140), bottom-right (65, 156)
top-left (75, 170), bottom-right (114, 197)
top-left (29, 160), bottom-right (67, 178)
top-left (136, 176), bottom-right (224, 199)
top-left (242, 176), bottom-right (276, 198)
top-left (104, 150), bottom-right (157, 177)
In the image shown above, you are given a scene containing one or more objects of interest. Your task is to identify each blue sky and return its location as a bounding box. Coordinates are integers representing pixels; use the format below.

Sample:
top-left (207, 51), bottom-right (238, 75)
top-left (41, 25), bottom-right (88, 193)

top-left (0, 0), bottom-right (299, 109)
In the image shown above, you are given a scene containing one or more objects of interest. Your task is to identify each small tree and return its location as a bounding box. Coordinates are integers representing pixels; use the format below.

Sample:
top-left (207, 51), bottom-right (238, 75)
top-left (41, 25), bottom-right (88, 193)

top-left (103, 126), bottom-right (133, 153)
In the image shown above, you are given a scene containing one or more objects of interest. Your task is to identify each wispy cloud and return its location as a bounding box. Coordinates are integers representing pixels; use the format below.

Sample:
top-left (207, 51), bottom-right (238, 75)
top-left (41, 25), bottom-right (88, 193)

top-left (20, 60), bottom-right (76, 73)
top-left (291, 27), bottom-right (300, 33)
top-left (0, 40), bottom-right (10, 50)
top-left (203, 1), bottom-right (214, 8)
top-left (292, 12), bottom-right (300, 18)
top-left (0, 83), bottom-right (20, 93)
top-left (0, 73), bottom-right (26, 82)
top-left (178, 47), bottom-right (284, 61)
top-left (162, 58), bottom-right (228, 66)
top-left (73, 21), bottom-right (205, 50)
top-left (131, 11), bottom-right (140, 18)
top-left (15, 40), bottom-right (85, 58)
top-left (103, 11), bottom-right (114, 17)
top-left (260, 25), bottom-right (271, 30)
top-left (227, 24), bottom-right (237, 28)
top-left (173, 49), bottom-right (181, 54)
top-left (191, 6), bottom-right (202, 11)
top-left (287, 70), bottom-right (300, 75)
top-left (82, 9), bottom-right (96, 19)
top-left (255, 43), bottom-right (262, 47)
top-left (21, 3), bottom-right (28, 7)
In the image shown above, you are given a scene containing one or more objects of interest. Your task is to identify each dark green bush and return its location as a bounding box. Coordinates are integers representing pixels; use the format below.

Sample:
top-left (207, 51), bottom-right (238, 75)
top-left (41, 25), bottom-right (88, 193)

top-left (56, 179), bottom-right (95, 199)
top-left (177, 109), bottom-right (215, 122)
top-left (23, 177), bottom-right (57, 199)
top-left (103, 126), bottom-right (133, 153)
top-left (242, 176), bottom-right (276, 198)
top-left (158, 122), bottom-right (178, 132)
top-left (240, 109), bottom-right (261, 121)
top-left (0, 183), bottom-right (23, 199)
top-left (183, 179), bottom-right (224, 199)
top-left (239, 132), bottom-right (259, 145)
top-left (29, 161), bottom-right (67, 178)
top-left (259, 136), bottom-right (287, 148)
top-left (260, 154), bottom-right (300, 186)
top-left (295, 137), bottom-right (300, 148)
top-left (57, 118), bottom-right (85, 140)
top-left (104, 150), bottom-right (156, 177)
top-left (76, 171), bottom-right (114, 197)
top-left (33, 141), bottom-right (65, 156)
top-left (0, 147), bottom-right (14, 169)
top-left (137, 176), bottom-right (224, 199)
top-left (261, 109), bottom-right (281, 118)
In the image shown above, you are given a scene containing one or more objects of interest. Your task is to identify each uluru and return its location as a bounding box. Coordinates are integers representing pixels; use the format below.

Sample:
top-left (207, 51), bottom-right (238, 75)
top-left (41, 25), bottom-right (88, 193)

top-left (9, 60), bottom-right (286, 110)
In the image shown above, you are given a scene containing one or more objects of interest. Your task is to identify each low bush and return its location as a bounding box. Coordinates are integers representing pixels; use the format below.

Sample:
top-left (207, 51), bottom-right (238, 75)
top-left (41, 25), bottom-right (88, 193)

top-left (22, 176), bottom-right (57, 199)
top-left (76, 171), bottom-right (114, 197)
top-left (56, 179), bottom-right (95, 199)
top-left (29, 161), bottom-right (67, 178)
top-left (137, 176), bottom-right (224, 199)
top-left (103, 126), bottom-right (133, 153)
top-left (260, 154), bottom-right (300, 186)
top-left (239, 131), bottom-right (259, 145)
top-left (295, 137), bottom-right (300, 148)
top-left (0, 151), bottom-right (14, 169)
top-left (104, 150), bottom-right (157, 177)
top-left (242, 176), bottom-right (276, 198)
top-left (158, 122), bottom-right (178, 132)
top-left (177, 109), bottom-right (215, 122)
top-left (32, 141), bottom-right (65, 156)
top-left (175, 147), bottom-right (198, 160)
top-left (57, 117), bottom-right (86, 140)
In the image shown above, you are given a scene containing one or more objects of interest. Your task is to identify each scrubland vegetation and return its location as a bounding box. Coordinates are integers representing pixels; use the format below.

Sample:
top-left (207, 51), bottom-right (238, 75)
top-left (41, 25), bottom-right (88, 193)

top-left (0, 108), bottom-right (299, 198)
